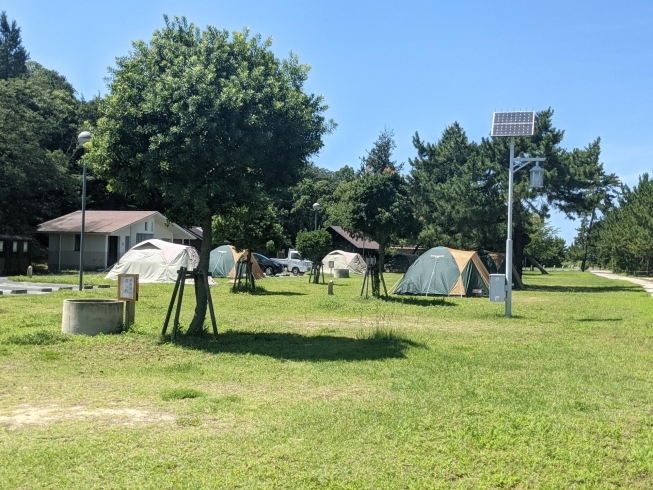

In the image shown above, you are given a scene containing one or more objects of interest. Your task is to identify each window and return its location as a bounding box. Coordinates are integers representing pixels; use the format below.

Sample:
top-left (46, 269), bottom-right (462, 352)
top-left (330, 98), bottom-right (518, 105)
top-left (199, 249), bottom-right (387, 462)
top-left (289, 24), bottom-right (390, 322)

top-left (124, 235), bottom-right (130, 251)
top-left (13, 241), bottom-right (18, 252)
top-left (144, 222), bottom-right (148, 231)
top-left (0, 241), bottom-right (3, 252)
top-left (136, 233), bottom-right (154, 244)
top-left (74, 235), bottom-right (81, 251)
top-left (23, 242), bottom-right (28, 253)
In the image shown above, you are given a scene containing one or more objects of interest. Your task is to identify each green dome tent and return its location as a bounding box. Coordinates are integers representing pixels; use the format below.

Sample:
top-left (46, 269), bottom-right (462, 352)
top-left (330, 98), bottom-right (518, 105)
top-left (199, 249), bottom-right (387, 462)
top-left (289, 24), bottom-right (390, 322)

top-left (209, 245), bottom-right (236, 278)
top-left (392, 247), bottom-right (490, 297)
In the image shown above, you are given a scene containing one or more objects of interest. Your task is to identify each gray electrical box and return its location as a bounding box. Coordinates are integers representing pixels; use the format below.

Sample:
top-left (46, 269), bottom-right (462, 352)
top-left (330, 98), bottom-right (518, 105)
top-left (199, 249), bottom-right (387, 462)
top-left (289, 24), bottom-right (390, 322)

top-left (489, 274), bottom-right (506, 302)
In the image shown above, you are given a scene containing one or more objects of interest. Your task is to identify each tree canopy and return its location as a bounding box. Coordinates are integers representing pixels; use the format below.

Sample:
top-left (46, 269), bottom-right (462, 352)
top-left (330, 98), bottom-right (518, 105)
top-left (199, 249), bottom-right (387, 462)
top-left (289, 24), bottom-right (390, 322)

top-left (593, 174), bottom-right (653, 273)
top-left (86, 16), bottom-right (334, 332)
top-left (409, 110), bottom-right (619, 274)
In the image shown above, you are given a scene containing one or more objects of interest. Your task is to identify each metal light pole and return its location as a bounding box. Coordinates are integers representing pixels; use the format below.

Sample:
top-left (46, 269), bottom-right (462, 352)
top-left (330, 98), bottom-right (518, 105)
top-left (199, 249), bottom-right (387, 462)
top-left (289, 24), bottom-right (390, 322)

top-left (77, 131), bottom-right (92, 291)
top-left (491, 112), bottom-right (544, 317)
top-left (313, 202), bottom-right (320, 231)
top-left (505, 148), bottom-right (545, 316)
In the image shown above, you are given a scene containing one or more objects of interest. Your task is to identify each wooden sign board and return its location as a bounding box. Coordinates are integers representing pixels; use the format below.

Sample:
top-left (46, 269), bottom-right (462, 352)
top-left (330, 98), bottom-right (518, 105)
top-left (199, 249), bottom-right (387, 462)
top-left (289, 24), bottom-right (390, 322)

top-left (117, 274), bottom-right (139, 301)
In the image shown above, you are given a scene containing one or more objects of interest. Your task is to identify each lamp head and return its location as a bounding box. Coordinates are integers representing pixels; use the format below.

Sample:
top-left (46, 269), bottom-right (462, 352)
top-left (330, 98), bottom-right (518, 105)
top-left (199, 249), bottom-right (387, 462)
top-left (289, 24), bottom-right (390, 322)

top-left (313, 202), bottom-right (320, 211)
top-left (77, 131), bottom-right (92, 145)
top-left (529, 163), bottom-right (544, 188)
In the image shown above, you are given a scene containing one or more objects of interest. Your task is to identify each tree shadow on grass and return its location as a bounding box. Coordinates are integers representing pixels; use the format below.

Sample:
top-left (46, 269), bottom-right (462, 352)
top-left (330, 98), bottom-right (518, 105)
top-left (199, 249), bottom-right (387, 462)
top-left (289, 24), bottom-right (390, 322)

top-left (576, 317), bottom-right (623, 322)
top-left (385, 296), bottom-right (458, 308)
top-left (228, 288), bottom-right (306, 296)
top-left (172, 330), bottom-right (426, 362)
top-left (525, 284), bottom-right (641, 293)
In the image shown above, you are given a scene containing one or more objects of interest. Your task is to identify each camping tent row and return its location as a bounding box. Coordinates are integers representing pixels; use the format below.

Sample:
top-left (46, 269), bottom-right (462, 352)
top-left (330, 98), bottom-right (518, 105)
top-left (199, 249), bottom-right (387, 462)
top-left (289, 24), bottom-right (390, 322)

top-left (392, 247), bottom-right (523, 297)
top-left (106, 241), bottom-right (263, 283)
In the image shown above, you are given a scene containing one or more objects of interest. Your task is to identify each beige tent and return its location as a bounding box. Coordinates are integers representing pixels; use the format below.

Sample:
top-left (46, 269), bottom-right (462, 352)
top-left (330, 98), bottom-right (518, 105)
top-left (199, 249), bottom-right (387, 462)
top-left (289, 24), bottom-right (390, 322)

top-left (209, 244), bottom-right (264, 280)
top-left (105, 239), bottom-right (199, 283)
top-left (322, 250), bottom-right (367, 275)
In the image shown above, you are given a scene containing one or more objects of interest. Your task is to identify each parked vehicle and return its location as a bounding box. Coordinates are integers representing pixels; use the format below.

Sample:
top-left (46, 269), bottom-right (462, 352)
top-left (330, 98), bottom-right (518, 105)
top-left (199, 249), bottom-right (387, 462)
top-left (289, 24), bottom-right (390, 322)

top-left (276, 249), bottom-right (312, 275)
top-left (253, 253), bottom-right (284, 276)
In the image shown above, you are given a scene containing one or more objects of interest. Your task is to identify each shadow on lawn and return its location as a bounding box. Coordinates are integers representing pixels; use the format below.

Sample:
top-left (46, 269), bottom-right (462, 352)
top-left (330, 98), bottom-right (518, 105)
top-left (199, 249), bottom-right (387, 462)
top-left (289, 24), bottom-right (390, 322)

top-left (576, 317), bottom-right (623, 322)
top-left (174, 330), bottom-right (425, 362)
top-left (525, 284), bottom-right (640, 293)
top-left (385, 296), bottom-right (457, 308)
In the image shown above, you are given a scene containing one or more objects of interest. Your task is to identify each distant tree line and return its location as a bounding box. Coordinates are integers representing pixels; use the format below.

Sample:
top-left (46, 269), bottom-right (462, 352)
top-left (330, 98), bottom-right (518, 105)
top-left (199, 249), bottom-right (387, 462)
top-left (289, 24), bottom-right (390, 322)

top-left (568, 173), bottom-right (653, 274)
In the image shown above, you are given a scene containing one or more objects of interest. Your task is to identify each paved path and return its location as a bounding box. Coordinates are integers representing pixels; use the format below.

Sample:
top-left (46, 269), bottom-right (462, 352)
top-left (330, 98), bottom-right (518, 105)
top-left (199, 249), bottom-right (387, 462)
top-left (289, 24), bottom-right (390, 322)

top-left (590, 270), bottom-right (653, 297)
top-left (0, 278), bottom-right (111, 296)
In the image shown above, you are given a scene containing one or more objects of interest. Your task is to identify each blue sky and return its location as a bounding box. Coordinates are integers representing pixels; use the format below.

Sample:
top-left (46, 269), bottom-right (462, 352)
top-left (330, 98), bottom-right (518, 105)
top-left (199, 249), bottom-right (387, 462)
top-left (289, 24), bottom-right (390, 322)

top-left (6, 1), bottom-right (653, 243)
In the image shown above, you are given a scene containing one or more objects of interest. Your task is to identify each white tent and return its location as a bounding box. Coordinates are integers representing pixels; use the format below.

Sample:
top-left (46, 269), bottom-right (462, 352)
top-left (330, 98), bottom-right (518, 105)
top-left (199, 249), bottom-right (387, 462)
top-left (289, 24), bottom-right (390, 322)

top-left (322, 250), bottom-right (367, 275)
top-left (105, 239), bottom-right (200, 283)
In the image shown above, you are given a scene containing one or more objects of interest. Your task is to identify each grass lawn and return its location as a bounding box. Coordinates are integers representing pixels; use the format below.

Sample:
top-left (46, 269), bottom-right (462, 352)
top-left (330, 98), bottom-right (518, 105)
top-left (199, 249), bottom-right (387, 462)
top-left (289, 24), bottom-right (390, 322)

top-left (1, 271), bottom-right (653, 488)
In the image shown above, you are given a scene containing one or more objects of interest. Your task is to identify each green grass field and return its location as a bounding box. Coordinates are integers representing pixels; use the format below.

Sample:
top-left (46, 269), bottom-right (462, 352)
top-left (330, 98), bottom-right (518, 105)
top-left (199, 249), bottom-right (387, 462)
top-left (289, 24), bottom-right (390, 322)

top-left (1, 271), bottom-right (652, 489)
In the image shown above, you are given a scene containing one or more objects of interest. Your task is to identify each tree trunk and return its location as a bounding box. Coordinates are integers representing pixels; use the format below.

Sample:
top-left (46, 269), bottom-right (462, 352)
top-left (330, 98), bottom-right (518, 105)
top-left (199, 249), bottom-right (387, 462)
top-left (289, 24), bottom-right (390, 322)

top-left (312, 263), bottom-right (322, 284)
top-left (372, 238), bottom-right (387, 299)
top-left (580, 210), bottom-right (596, 272)
top-left (187, 213), bottom-right (212, 335)
top-left (247, 251), bottom-right (256, 291)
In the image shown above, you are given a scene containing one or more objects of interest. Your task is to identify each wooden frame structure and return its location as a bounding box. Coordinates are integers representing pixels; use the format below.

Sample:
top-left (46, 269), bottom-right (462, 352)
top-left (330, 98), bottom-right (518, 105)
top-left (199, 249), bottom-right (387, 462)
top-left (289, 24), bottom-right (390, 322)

top-left (162, 267), bottom-right (217, 341)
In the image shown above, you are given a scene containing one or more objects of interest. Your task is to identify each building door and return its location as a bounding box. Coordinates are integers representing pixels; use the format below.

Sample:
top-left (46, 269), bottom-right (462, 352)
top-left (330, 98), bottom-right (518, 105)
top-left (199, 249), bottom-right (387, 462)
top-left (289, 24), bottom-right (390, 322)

top-left (108, 236), bottom-right (119, 266)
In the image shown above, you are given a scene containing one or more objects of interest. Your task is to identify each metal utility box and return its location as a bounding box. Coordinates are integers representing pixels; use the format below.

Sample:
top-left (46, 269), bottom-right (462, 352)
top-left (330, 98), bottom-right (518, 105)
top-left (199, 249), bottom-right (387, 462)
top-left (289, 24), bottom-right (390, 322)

top-left (489, 274), bottom-right (506, 302)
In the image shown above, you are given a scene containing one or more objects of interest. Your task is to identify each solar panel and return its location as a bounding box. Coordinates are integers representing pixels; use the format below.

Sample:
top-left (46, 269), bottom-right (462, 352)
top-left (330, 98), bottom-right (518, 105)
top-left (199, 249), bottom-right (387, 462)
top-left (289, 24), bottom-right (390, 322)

top-left (491, 111), bottom-right (535, 137)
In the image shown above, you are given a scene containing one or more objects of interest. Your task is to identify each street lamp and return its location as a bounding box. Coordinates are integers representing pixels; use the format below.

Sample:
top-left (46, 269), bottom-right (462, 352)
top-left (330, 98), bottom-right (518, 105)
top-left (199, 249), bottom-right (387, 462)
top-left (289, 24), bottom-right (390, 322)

top-left (77, 131), bottom-right (91, 292)
top-left (490, 112), bottom-right (545, 317)
top-left (312, 202), bottom-right (320, 231)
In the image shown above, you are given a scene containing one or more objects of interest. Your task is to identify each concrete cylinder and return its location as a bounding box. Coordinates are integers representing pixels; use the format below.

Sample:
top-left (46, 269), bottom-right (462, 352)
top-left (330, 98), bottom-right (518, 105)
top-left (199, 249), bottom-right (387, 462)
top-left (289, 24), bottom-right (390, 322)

top-left (62, 299), bottom-right (124, 336)
top-left (333, 269), bottom-right (349, 278)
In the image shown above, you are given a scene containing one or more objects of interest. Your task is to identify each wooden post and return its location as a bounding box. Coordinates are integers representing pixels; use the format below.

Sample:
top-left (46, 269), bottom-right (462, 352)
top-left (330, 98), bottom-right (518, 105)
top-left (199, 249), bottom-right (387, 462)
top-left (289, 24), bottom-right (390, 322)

top-left (162, 271), bottom-right (182, 336)
top-left (328, 280), bottom-right (334, 295)
top-left (172, 267), bottom-right (187, 341)
top-left (204, 272), bottom-right (218, 337)
top-left (125, 301), bottom-right (136, 327)
top-left (117, 274), bottom-right (139, 330)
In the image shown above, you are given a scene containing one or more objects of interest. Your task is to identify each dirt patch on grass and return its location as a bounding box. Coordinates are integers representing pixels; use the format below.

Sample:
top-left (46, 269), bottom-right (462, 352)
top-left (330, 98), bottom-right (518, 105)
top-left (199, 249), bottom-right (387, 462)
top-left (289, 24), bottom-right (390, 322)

top-left (0, 404), bottom-right (174, 430)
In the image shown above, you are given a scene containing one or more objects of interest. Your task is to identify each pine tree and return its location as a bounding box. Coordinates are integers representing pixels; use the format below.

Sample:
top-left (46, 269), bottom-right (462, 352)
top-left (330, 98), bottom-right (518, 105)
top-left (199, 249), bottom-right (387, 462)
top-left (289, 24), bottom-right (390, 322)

top-left (0, 11), bottom-right (29, 80)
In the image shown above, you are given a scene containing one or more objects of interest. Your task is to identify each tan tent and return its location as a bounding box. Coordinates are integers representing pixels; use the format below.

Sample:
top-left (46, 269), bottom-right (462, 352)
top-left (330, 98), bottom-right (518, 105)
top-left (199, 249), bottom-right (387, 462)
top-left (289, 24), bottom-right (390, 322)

top-left (105, 239), bottom-right (199, 283)
top-left (322, 250), bottom-right (367, 275)
top-left (209, 244), bottom-right (264, 280)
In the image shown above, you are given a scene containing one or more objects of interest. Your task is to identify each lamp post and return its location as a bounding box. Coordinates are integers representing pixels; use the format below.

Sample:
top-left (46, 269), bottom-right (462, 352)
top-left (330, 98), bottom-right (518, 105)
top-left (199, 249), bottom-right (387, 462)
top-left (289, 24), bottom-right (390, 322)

top-left (490, 112), bottom-right (545, 317)
top-left (313, 202), bottom-right (320, 231)
top-left (77, 131), bottom-right (91, 291)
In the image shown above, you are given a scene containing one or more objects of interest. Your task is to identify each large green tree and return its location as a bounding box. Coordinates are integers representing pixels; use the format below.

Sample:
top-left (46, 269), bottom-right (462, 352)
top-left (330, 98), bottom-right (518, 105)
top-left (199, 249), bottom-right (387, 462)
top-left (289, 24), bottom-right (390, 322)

top-left (0, 62), bottom-right (79, 233)
top-left (87, 16), bottom-right (333, 333)
top-left (335, 129), bottom-right (416, 297)
top-left (409, 110), bottom-right (618, 278)
top-left (564, 139), bottom-right (619, 271)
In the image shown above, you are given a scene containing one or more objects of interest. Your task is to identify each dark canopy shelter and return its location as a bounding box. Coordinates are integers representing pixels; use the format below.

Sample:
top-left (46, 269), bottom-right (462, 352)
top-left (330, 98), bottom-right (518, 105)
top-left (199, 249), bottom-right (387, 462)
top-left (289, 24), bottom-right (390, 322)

top-left (477, 250), bottom-right (524, 289)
